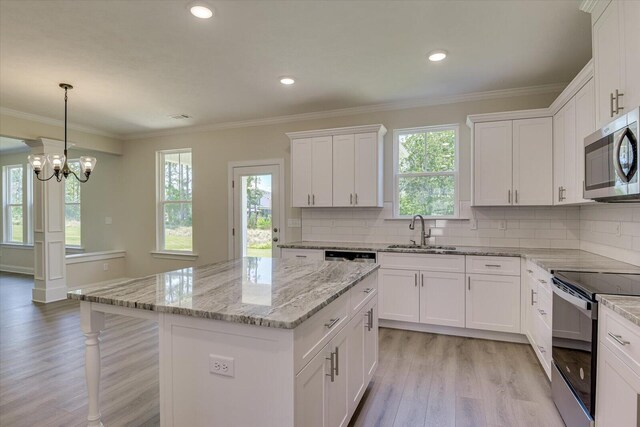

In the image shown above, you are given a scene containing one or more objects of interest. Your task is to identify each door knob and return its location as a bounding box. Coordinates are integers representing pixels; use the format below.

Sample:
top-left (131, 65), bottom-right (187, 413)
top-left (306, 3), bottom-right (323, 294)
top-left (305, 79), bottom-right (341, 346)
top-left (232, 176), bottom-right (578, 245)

top-left (273, 237), bottom-right (279, 242)
top-left (273, 227), bottom-right (278, 233)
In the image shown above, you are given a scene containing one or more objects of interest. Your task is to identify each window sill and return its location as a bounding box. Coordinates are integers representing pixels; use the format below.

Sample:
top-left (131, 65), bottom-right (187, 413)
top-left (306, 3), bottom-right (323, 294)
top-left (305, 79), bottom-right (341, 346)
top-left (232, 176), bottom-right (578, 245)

top-left (150, 250), bottom-right (199, 261)
top-left (1, 242), bottom-right (34, 249)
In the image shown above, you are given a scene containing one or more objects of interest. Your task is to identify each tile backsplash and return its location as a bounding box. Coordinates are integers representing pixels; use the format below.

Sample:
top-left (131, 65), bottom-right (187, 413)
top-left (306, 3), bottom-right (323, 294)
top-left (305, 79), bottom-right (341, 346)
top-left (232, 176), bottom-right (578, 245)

top-left (301, 202), bottom-right (581, 249)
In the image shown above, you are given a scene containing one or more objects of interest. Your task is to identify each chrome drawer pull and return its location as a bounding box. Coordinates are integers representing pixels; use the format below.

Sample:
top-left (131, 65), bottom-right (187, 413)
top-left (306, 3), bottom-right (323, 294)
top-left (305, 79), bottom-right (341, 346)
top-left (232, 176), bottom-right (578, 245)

top-left (538, 309), bottom-right (547, 316)
top-left (537, 345), bottom-right (546, 354)
top-left (538, 279), bottom-right (547, 284)
top-left (324, 318), bottom-right (340, 329)
top-left (364, 288), bottom-right (374, 294)
top-left (295, 255), bottom-right (307, 258)
top-left (608, 332), bottom-right (630, 346)
top-left (527, 269), bottom-right (533, 274)
top-left (485, 264), bottom-right (502, 268)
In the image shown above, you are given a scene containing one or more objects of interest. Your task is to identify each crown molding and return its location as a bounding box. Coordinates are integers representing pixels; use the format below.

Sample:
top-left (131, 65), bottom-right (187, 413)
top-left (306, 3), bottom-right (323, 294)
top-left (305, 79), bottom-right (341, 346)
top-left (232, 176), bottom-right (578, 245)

top-left (0, 107), bottom-right (120, 139)
top-left (578, 0), bottom-right (599, 13)
top-left (123, 82), bottom-right (567, 140)
top-left (466, 108), bottom-right (551, 128)
top-left (286, 124), bottom-right (387, 139)
top-left (548, 59), bottom-right (594, 115)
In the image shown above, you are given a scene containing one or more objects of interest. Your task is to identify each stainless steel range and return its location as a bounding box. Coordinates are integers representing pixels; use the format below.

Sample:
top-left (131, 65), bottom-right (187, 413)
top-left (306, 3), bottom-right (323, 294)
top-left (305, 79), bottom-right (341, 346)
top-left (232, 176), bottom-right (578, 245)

top-left (551, 271), bottom-right (640, 427)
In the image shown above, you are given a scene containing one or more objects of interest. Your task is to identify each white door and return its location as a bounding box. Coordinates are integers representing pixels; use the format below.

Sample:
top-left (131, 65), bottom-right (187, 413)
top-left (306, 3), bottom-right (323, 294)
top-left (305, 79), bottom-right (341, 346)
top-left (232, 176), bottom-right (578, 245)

top-left (311, 136), bottom-right (333, 207)
top-left (575, 79), bottom-right (596, 203)
top-left (465, 274), bottom-right (520, 333)
top-left (295, 345), bottom-right (329, 427)
top-left (354, 132), bottom-right (380, 207)
top-left (332, 134), bottom-right (355, 207)
top-left (419, 271), bottom-right (465, 328)
top-left (291, 138), bottom-right (313, 207)
top-left (473, 121), bottom-right (513, 206)
top-left (596, 344), bottom-right (640, 427)
top-left (593, 0), bottom-right (623, 127)
top-left (232, 164), bottom-right (282, 259)
top-left (378, 269), bottom-right (420, 322)
top-left (512, 117), bottom-right (553, 205)
top-left (327, 324), bottom-right (349, 427)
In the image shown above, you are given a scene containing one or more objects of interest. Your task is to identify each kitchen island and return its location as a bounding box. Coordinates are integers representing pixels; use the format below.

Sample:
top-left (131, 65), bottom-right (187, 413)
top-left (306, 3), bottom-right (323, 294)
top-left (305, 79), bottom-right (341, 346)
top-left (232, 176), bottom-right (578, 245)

top-left (68, 257), bottom-right (379, 427)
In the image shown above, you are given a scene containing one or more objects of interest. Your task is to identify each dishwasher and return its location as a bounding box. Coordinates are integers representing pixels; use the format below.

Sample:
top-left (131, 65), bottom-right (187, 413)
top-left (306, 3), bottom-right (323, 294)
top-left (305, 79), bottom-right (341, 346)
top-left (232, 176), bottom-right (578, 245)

top-left (324, 250), bottom-right (377, 263)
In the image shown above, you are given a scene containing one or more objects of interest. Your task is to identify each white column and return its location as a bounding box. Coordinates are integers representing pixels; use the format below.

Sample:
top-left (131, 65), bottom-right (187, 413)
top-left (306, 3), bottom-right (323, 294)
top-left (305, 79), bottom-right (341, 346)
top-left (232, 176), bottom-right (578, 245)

top-left (80, 301), bottom-right (105, 427)
top-left (24, 138), bottom-right (67, 303)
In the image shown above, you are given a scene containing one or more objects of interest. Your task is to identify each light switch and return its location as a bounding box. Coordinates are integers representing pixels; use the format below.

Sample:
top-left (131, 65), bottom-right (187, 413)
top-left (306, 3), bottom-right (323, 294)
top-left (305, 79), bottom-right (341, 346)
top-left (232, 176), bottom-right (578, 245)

top-left (287, 218), bottom-right (301, 228)
top-left (105, 217), bottom-right (112, 225)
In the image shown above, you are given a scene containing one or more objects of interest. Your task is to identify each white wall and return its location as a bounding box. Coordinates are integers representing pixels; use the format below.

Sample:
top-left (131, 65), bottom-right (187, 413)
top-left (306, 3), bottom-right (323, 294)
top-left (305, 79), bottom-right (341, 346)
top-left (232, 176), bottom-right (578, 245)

top-left (579, 204), bottom-right (640, 266)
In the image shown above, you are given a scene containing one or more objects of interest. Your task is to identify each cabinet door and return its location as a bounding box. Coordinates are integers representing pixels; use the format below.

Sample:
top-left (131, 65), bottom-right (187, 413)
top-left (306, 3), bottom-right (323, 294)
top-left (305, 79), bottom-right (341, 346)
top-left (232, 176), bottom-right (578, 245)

top-left (346, 306), bottom-right (366, 414)
top-left (378, 269), bottom-right (420, 322)
top-left (621, 0), bottom-right (640, 113)
top-left (553, 106), bottom-right (566, 205)
top-left (419, 271), bottom-right (465, 328)
top-left (327, 325), bottom-right (349, 427)
top-left (596, 344), bottom-right (640, 427)
top-left (523, 268), bottom-right (538, 344)
top-left (473, 121), bottom-right (513, 206)
top-left (562, 99), bottom-right (577, 204)
top-left (332, 134), bottom-right (355, 207)
top-left (311, 136), bottom-right (333, 207)
top-left (291, 138), bottom-right (313, 207)
top-left (354, 132), bottom-right (380, 207)
top-left (575, 79), bottom-right (596, 203)
top-left (364, 300), bottom-right (378, 383)
top-left (593, 0), bottom-right (623, 127)
top-left (295, 343), bottom-right (329, 427)
top-left (512, 117), bottom-right (553, 206)
top-left (466, 274), bottom-right (521, 334)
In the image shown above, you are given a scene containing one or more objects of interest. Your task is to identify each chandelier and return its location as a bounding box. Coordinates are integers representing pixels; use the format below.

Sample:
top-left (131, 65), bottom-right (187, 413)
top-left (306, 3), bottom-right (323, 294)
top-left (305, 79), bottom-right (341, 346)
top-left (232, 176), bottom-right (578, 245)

top-left (28, 83), bottom-right (97, 182)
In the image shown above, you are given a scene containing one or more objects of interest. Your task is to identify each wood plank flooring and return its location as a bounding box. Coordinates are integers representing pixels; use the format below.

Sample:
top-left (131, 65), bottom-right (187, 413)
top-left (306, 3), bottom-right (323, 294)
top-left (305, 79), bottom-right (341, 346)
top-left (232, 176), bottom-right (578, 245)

top-left (0, 272), bottom-right (564, 426)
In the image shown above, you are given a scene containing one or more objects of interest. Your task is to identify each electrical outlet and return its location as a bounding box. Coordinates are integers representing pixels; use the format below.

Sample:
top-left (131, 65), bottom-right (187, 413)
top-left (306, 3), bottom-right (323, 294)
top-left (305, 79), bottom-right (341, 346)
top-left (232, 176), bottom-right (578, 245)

top-left (105, 216), bottom-right (112, 225)
top-left (287, 218), bottom-right (301, 228)
top-left (209, 354), bottom-right (234, 377)
top-left (499, 220), bottom-right (507, 230)
top-left (469, 219), bottom-right (477, 230)
top-left (103, 263), bottom-right (109, 271)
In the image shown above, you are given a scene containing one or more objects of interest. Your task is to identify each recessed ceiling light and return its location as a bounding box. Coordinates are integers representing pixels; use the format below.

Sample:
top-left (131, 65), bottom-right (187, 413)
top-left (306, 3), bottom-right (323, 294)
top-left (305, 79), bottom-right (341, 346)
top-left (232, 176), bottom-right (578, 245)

top-left (189, 3), bottom-right (214, 19)
top-left (280, 77), bottom-right (295, 85)
top-left (428, 50), bottom-right (448, 62)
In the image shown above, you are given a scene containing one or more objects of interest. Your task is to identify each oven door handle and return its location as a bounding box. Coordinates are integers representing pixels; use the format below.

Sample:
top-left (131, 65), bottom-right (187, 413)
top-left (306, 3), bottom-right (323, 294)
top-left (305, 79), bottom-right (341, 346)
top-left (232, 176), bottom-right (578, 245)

top-left (552, 282), bottom-right (592, 312)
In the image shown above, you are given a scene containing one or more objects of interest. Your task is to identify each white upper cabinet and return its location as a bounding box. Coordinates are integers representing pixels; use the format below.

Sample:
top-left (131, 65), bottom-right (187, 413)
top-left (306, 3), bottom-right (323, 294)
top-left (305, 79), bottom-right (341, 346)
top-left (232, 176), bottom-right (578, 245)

top-left (593, 0), bottom-right (640, 128)
top-left (575, 79), bottom-right (596, 203)
top-left (288, 125), bottom-right (386, 208)
top-left (553, 98), bottom-right (577, 204)
top-left (472, 117), bottom-right (552, 206)
top-left (513, 117), bottom-right (553, 205)
top-left (291, 137), bottom-right (333, 207)
top-left (473, 120), bottom-right (513, 206)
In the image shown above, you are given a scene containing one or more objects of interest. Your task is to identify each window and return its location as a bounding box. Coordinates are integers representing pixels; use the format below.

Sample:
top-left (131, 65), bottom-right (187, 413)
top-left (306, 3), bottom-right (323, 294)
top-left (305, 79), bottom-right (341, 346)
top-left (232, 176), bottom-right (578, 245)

top-left (157, 149), bottom-right (193, 252)
top-left (393, 125), bottom-right (459, 218)
top-left (65, 160), bottom-right (81, 247)
top-left (2, 164), bottom-right (32, 243)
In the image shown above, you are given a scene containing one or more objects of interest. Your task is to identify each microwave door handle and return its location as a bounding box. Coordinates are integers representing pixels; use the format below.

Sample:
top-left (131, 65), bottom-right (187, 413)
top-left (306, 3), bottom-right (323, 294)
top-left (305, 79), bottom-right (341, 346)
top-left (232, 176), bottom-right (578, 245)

top-left (613, 128), bottom-right (638, 183)
top-left (552, 282), bottom-right (592, 312)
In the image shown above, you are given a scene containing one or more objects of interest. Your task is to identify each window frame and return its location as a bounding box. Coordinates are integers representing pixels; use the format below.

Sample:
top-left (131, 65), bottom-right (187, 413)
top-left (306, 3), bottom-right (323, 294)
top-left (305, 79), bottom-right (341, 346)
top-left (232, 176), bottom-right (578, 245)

top-left (2, 164), bottom-right (33, 244)
top-left (392, 124), bottom-right (460, 219)
top-left (64, 159), bottom-right (82, 248)
top-left (156, 149), bottom-right (194, 253)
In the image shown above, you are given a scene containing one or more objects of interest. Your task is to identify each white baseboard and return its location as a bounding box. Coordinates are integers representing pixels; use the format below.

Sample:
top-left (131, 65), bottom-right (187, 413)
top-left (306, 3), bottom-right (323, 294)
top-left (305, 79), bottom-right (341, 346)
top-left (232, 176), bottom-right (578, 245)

top-left (379, 319), bottom-right (529, 344)
top-left (0, 264), bottom-right (34, 275)
top-left (32, 285), bottom-right (68, 303)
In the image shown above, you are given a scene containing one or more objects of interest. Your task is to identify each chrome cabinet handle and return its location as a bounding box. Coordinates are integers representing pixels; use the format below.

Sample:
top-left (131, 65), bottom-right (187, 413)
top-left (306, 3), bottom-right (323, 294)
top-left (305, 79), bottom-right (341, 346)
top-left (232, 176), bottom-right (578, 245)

top-left (538, 345), bottom-right (546, 354)
top-left (611, 92), bottom-right (616, 117)
top-left (485, 264), bottom-right (502, 268)
top-left (326, 351), bottom-right (335, 382)
top-left (538, 279), bottom-right (547, 284)
top-left (324, 318), bottom-right (340, 329)
top-left (355, 193), bottom-right (358, 205)
top-left (366, 309), bottom-right (373, 331)
top-left (364, 287), bottom-right (374, 294)
top-left (334, 346), bottom-right (339, 376)
top-left (527, 269), bottom-right (533, 274)
top-left (608, 332), bottom-right (630, 346)
top-left (468, 276), bottom-right (471, 291)
top-left (350, 194), bottom-right (353, 205)
top-left (312, 194), bottom-right (315, 205)
top-left (531, 289), bottom-right (537, 306)
top-left (615, 89), bottom-right (624, 114)
top-left (307, 194), bottom-right (310, 206)
top-left (538, 309), bottom-right (547, 316)
top-left (414, 273), bottom-right (418, 287)
top-left (515, 190), bottom-right (519, 204)
top-left (421, 274), bottom-right (424, 287)
top-left (295, 255), bottom-right (307, 258)
top-left (508, 189), bottom-right (511, 204)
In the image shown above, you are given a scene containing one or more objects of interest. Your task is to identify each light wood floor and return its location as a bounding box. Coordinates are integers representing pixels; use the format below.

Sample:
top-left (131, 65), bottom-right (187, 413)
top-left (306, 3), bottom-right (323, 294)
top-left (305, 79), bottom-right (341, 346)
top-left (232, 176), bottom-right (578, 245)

top-left (0, 273), bottom-right (564, 427)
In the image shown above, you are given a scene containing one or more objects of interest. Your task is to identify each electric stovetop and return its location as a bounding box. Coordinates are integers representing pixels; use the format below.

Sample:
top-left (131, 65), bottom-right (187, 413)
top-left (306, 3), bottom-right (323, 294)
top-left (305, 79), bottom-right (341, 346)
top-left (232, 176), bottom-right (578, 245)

top-left (553, 271), bottom-right (640, 301)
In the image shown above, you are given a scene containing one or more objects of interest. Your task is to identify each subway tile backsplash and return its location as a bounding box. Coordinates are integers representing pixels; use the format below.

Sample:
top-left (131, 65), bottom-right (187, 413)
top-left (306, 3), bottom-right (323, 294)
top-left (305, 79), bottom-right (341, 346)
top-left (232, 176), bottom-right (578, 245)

top-left (301, 202), bottom-right (582, 249)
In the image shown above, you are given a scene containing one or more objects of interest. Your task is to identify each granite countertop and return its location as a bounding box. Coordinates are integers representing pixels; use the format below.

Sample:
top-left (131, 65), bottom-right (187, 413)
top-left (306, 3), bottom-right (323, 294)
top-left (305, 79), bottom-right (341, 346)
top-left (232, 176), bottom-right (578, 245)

top-left (279, 241), bottom-right (640, 274)
top-left (68, 257), bottom-right (379, 329)
top-left (597, 294), bottom-right (640, 328)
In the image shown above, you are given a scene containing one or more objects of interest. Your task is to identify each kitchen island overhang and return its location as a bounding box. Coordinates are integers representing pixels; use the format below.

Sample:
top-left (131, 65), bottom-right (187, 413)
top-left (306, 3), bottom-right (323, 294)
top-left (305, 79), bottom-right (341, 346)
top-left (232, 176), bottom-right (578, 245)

top-left (68, 257), bottom-right (380, 427)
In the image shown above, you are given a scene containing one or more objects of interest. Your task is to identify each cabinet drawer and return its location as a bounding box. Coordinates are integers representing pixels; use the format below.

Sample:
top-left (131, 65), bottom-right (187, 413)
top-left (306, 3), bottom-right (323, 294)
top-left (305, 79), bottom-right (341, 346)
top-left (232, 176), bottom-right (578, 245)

top-left (537, 289), bottom-right (552, 330)
top-left (281, 248), bottom-right (324, 261)
top-left (350, 273), bottom-right (377, 315)
top-left (378, 252), bottom-right (465, 273)
top-left (525, 260), bottom-right (552, 295)
top-left (294, 292), bottom-right (350, 374)
top-left (533, 312), bottom-right (552, 378)
top-left (466, 256), bottom-right (520, 276)
top-left (601, 306), bottom-right (640, 374)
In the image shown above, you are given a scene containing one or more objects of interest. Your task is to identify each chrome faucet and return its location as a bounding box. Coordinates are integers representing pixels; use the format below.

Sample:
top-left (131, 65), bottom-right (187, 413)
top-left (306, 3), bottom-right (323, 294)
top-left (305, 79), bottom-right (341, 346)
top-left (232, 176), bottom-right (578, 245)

top-left (409, 215), bottom-right (431, 246)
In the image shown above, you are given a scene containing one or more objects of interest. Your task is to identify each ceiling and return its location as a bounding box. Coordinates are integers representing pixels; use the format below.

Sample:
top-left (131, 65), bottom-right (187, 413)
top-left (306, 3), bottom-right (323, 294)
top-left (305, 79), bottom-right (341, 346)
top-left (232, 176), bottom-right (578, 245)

top-left (0, 136), bottom-right (27, 154)
top-left (0, 0), bottom-right (592, 138)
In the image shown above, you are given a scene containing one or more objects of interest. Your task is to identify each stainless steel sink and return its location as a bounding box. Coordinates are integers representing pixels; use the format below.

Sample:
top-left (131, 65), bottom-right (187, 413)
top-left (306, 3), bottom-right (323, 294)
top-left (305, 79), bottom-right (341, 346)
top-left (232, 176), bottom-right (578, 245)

top-left (387, 244), bottom-right (457, 250)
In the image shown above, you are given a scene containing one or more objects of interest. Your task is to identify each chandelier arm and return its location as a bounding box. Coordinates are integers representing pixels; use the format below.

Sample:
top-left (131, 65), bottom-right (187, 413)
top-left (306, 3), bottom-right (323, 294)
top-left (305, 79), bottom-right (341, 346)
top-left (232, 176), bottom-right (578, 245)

top-left (69, 170), bottom-right (89, 183)
top-left (35, 172), bottom-right (60, 182)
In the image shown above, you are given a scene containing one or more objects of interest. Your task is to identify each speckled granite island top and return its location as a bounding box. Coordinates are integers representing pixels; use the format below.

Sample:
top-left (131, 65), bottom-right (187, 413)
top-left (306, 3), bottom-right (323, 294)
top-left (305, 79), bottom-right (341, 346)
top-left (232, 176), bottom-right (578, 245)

top-left (68, 257), bottom-right (379, 329)
top-left (597, 295), bottom-right (640, 328)
top-left (280, 241), bottom-right (640, 274)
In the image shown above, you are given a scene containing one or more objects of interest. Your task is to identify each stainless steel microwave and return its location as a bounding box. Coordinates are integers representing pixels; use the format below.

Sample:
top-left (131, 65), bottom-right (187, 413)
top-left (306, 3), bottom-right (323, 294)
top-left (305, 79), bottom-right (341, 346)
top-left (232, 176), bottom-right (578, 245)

top-left (584, 107), bottom-right (638, 202)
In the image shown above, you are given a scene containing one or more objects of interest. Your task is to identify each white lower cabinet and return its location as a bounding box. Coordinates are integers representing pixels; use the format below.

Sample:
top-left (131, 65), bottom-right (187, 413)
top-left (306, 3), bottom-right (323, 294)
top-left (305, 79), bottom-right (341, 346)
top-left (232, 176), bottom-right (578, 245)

top-left (327, 325), bottom-right (349, 427)
top-left (347, 298), bottom-right (378, 418)
top-left (465, 274), bottom-right (520, 334)
top-left (522, 260), bottom-right (553, 379)
top-left (419, 271), bottom-right (465, 328)
top-left (379, 268), bottom-right (419, 322)
top-left (295, 340), bottom-right (331, 427)
top-left (596, 345), bottom-right (640, 427)
top-left (364, 300), bottom-right (378, 382)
